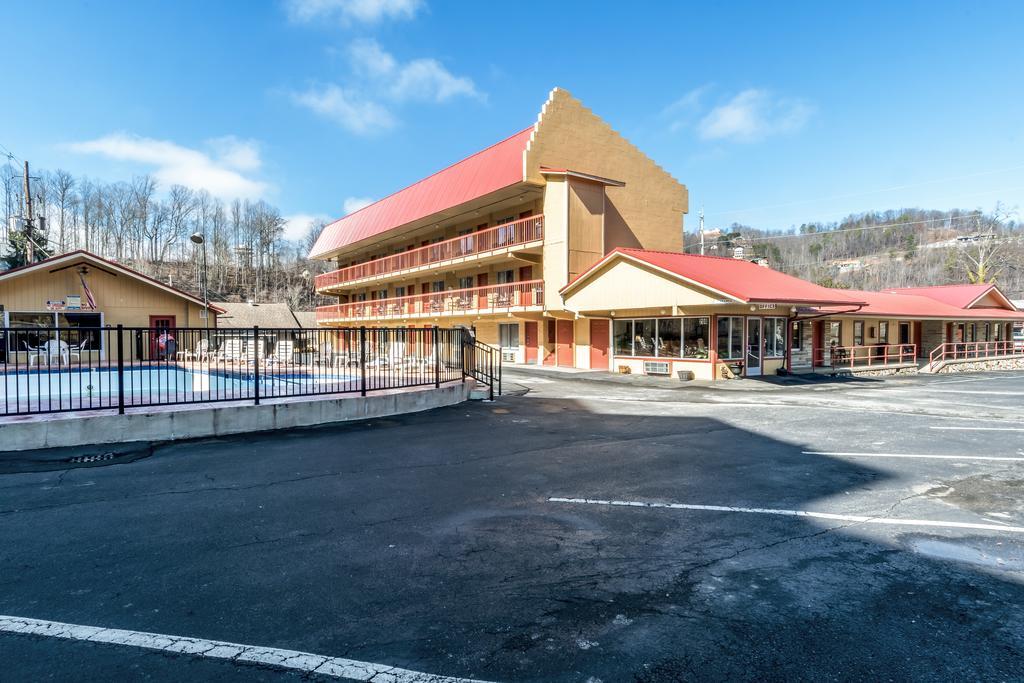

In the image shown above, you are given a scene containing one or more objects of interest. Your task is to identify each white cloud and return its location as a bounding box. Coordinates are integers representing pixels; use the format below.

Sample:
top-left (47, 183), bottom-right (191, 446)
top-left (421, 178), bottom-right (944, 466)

top-left (348, 39), bottom-right (480, 103)
top-left (662, 84), bottom-right (712, 133)
top-left (68, 133), bottom-right (268, 200)
top-left (698, 89), bottom-right (814, 142)
top-left (283, 213), bottom-right (330, 241)
top-left (285, 0), bottom-right (423, 24)
top-left (343, 196), bottom-right (374, 213)
top-left (293, 40), bottom-right (480, 133)
top-left (291, 84), bottom-right (397, 134)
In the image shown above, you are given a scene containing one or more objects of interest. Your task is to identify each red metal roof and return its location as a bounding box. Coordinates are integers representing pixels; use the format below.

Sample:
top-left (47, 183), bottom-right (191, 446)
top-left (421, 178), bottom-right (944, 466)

top-left (562, 248), bottom-right (866, 306)
top-left (881, 284), bottom-right (1010, 309)
top-left (841, 289), bottom-right (1023, 319)
top-left (309, 127), bottom-right (534, 260)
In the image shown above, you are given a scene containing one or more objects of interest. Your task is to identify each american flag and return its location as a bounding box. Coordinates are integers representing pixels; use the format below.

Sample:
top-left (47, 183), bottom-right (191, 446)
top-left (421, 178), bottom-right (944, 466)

top-left (79, 270), bottom-right (97, 309)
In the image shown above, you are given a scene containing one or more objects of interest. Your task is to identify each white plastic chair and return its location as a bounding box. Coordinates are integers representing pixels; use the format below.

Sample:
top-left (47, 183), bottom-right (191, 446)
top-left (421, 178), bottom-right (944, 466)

top-left (44, 339), bottom-right (70, 366)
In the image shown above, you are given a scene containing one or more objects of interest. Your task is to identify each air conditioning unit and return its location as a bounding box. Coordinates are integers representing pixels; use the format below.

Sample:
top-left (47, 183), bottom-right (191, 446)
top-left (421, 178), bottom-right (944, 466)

top-left (501, 350), bottom-right (516, 363)
top-left (643, 361), bottom-right (671, 376)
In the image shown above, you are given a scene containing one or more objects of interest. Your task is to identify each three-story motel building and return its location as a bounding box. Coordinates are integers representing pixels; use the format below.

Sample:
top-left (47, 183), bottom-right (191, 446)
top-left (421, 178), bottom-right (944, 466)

top-left (312, 88), bottom-right (1024, 380)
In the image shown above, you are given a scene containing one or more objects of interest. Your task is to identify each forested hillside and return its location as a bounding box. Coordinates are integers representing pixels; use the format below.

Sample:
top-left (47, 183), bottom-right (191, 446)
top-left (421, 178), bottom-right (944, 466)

top-left (688, 206), bottom-right (1024, 297)
top-left (1, 163), bottom-right (331, 310)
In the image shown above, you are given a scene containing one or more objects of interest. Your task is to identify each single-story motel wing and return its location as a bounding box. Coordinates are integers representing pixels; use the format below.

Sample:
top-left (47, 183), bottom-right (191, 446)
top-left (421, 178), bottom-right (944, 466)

top-left (0, 250), bottom-right (221, 364)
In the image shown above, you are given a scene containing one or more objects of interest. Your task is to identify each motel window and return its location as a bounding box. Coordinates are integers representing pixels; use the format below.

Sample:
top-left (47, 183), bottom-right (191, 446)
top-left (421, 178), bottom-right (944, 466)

top-left (681, 317), bottom-right (710, 359)
top-left (969, 323), bottom-right (977, 342)
top-left (457, 277), bottom-right (473, 290)
top-left (983, 323), bottom-right (991, 341)
top-left (496, 270), bottom-right (515, 285)
top-left (613, 320), bottom-right (633, 356)
top-left (499, 323), bottom-right (520, 349)
top-left (764, 318), bottom-right (787, 357)
top-left (853, 320), bottom-right (865, 347)
top-left (827, 321), bottom-right (841, 347)
top-left (791, 321), bottom-right (804, 351)
top-left (878, 321), bottom-right (889, 343)
top-left (57, 312), bottom-right (103, 349)
top-left (995, 323), bottom-right (1003, 341)
top-left (717, 317), bottom-right (744, 360)
top-left (394, 286), bottom-right (406, 298)
top-left (432, 280), bottom-right (445, 293)
top-left (7, 312), bottom-right (58, 351)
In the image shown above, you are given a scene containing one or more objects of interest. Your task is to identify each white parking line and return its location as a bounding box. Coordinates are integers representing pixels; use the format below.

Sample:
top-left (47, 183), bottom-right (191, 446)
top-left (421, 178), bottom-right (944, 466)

top-left (803, 451), bottom-right (1024, 462)
top-left (0, 615), bottom-right (494, 683)
top-left (930, 426), bottom-right (1024, 432)
top-left (548, 497), bottom-right (1024, 534)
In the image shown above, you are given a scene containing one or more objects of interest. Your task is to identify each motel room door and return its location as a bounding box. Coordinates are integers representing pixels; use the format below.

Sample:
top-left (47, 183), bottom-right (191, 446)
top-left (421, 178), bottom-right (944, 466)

top-left (556, 319), bottom-right (574, 367)
top-left (523, 321), bottom-right (538, 364)
top-left (746, 317), bottom-right (763, 377)
top-left (149, 315), bottom-right (176, 360)
top-left (589, 319), bottom-right (610, 370)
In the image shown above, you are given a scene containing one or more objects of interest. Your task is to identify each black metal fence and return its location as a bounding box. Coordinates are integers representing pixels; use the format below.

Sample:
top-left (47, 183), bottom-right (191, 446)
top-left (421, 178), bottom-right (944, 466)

top-left (1, 325), bottom-right (484, 417)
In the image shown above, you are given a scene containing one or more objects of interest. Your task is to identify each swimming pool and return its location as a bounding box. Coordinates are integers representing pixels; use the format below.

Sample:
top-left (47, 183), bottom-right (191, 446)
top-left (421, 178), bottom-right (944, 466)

top-left (2, 365), bottom-right (359, 414)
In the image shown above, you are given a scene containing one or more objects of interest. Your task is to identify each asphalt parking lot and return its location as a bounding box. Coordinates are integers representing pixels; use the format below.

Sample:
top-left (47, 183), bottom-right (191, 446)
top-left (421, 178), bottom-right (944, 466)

top-left (1, 369), bottom-right (1023, 681)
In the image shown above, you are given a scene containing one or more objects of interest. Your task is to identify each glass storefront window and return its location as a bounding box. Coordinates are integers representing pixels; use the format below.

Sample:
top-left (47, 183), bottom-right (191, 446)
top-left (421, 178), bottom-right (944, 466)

top-left (716, 316), bottom-right (743, 360)
top-left (633, 319), bottom-right (657, 357)
top-left (613, 320), bottom-right (633, 356)
top-left (764, 318), bottom-right (787, 357)
top-left (682, 317), bottom-right (709, 359)
top-left (657, 318), bottom-right (682, 358)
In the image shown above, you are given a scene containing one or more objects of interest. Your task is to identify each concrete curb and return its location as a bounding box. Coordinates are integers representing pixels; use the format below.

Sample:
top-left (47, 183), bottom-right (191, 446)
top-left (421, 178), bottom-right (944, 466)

top-left (0, 381), bottom-right (473, 453)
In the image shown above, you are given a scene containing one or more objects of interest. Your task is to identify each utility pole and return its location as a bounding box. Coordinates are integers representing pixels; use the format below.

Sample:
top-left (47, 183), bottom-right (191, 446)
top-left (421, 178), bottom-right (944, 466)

top-left (22, 161), bottom-right (34, 262)
top-left (698, 204), bottom-right (705, 256)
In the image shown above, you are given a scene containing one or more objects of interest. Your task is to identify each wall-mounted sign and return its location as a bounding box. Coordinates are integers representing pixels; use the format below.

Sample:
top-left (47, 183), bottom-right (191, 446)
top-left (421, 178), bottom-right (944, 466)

top-left (46, 300), bottom-right (66, 311)
top-left (756, 303), bottom-right (777, 310)
top-left (66, 295), bottom-right (82, 310)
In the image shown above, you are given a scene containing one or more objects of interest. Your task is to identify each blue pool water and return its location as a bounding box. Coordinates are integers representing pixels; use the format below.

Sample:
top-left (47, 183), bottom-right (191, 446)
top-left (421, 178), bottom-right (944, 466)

top-left (2, 365), bottom-right (357, 411)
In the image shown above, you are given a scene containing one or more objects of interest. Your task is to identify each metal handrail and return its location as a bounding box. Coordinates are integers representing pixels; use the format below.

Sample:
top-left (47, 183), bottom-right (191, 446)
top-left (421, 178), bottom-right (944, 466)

top-left (462, 337), bottom-right (501, 401)
top-left (316, 280), bottom-right (544, 322)
top-left (928, 340), bottom-right (1018, 364)
top-left (315, 214), bottom-right (544, 290)
top-left (814, 343), bottom-right (917, 369)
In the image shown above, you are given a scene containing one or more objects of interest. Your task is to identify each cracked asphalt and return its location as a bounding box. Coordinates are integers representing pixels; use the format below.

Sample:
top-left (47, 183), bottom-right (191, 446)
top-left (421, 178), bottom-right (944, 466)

top-left (1, 369), bottom-right (1024, 681)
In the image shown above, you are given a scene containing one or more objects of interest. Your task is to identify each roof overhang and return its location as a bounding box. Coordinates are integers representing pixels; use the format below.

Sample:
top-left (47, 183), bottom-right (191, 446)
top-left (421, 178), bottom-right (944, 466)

top-left (560, 249), bottom-right (864, 307)
top-left (967, 285), bottom-right (1016, 310)
top-left (539, 167), bottom-right (626, 187)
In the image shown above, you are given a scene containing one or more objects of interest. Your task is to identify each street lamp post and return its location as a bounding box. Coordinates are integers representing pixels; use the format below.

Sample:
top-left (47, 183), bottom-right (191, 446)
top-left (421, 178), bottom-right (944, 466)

top-left (190, 232), bottom-right (209, 329)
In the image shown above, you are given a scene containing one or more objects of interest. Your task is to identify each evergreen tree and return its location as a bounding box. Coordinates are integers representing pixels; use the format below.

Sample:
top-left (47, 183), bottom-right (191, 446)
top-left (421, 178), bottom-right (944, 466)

top-left (2, 218), bottom-right (50, 269)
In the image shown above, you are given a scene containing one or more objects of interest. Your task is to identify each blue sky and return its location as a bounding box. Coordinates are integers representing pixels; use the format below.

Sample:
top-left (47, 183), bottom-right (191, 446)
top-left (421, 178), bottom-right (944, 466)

top-left (3, 1), bottom-right (1023, 241)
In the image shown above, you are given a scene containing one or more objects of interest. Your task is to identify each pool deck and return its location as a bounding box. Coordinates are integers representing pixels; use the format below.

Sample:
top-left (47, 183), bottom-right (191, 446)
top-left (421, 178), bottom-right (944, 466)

top-left (0, 379), bottom-right (475, 453)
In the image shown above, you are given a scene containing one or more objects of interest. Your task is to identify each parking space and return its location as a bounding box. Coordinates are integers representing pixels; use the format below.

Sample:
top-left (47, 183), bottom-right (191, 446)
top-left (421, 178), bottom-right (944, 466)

top-left (1, 369), bottom-right (1023, 681)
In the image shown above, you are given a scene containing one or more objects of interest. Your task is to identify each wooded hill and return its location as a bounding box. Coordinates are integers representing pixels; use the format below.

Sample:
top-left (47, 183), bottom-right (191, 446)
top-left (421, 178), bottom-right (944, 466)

top-left (688, 207), bottom-right (1024, 297)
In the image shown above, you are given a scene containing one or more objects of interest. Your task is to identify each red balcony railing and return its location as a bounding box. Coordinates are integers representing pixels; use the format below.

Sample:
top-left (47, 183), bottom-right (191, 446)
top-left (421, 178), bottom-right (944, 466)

top-left (316, 280), bottom-right (544, 322)
top-left (813, 343), bottom-right (917, 369)
top-left (315, 215), bottom-right (544, 290)
top-left (928, 340), bottom-right (1018, 365)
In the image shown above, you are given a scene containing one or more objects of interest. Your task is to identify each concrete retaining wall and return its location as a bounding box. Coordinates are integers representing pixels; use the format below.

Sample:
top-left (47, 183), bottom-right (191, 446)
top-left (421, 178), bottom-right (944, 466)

top-left (0, 381), bottom-right (473, 453)
top-left (932, 355), bottom-right (1024, 374)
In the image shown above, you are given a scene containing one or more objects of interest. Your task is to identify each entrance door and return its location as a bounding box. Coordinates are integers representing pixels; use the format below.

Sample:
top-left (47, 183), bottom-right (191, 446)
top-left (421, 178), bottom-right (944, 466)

top-left (524, 321), bottom-right (538, 364)
top-left (544, 320), bottom-right (556, 366)
top-left (589, 319), bottom-right (610, 370)
top-left (811, 321), bottom-right (823, 367)
top-left (746, 317), bottom-right (762, 377)
top-left (476, 273), bottom-right (489, 308)
top-left (149, 315), bottom-right (176, 360)
top-left (556, 319), bottom-right (574, 367)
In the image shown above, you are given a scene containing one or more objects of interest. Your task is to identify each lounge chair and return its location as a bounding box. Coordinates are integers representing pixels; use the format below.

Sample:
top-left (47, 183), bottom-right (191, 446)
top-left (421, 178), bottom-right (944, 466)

top-left (178, 338), bottom-right (210, 363)
top-left (215, 337), bottom-right (244, 364)
top-left (268, 340), bottom-right (295, 365)
top-left (69, 338), bottom-right (89, 364)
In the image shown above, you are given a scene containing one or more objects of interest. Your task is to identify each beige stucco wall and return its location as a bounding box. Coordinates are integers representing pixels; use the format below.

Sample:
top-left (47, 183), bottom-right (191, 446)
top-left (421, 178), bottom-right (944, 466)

top-left (0, 265), bottom-right (211, 328)
top-left (524, 88), bottom-right (688, 253)
top-left (563, 258), bottom-right (737, 314)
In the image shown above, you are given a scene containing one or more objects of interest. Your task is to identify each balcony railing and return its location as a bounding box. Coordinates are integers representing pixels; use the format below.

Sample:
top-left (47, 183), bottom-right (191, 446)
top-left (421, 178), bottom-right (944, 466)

top-left (813, 343), bottom-right (917, 369)
top-left (928, 340), bottom-right (1019, 365)
top-left (315, 215), bottom-right (544, 290)
top-left (317, 280), bottom-right (544, 323)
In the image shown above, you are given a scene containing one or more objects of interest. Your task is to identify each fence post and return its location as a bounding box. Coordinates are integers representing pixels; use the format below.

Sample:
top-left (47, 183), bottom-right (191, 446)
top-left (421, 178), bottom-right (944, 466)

top-left (359, 326), bottom-right (367, 396)
top-left (489, 347), bottom-right (494, 401)
top-left (433, 325), bottom-right (440, 389)
top-left (253, 326), bottom-right (260, 405)
top-left (116, 325), bottom-right (125, 415)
